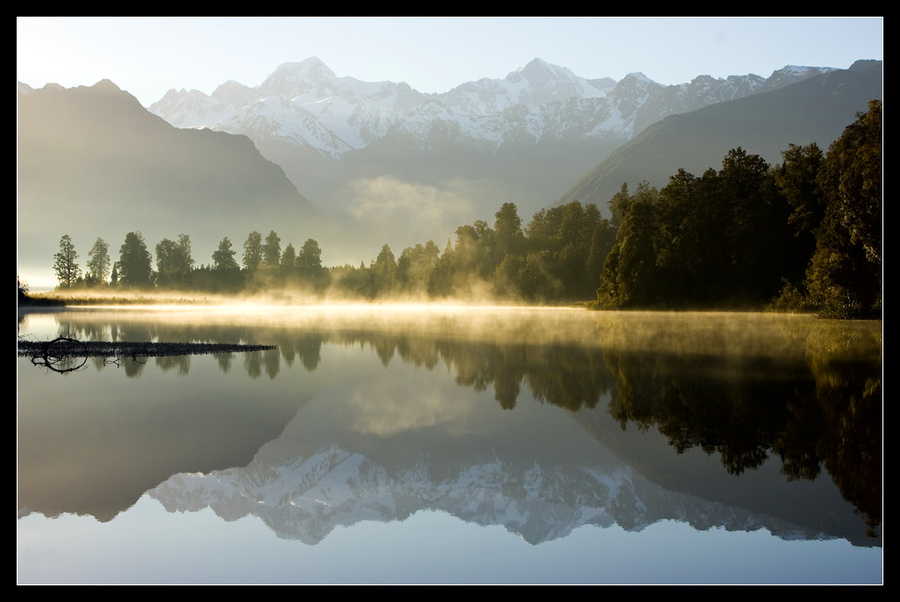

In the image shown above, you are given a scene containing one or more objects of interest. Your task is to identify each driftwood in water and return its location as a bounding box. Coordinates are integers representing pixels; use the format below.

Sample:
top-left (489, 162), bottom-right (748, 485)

top-left (18, 336), bottom-right (276, 373)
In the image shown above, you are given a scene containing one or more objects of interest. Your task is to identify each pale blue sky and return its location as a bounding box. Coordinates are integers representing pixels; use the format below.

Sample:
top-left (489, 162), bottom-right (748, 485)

top-left (17, 17), bottom-right (883, 107)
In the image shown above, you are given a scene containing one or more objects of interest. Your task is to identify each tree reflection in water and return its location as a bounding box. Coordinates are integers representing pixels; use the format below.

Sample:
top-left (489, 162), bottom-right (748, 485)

top-left (19, 308), bottom-right (881, 538)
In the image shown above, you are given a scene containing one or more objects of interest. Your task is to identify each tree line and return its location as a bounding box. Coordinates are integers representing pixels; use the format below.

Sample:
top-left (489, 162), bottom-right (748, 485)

top-left (49, 229), bottom-right (330, 295)
top-left (47, 199), bottom-right (617, 304)
top-left (43, 100), bottom-right (881, 318)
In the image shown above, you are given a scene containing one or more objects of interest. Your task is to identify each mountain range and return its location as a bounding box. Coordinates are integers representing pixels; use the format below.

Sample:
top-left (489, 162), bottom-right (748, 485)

top-left (17, 57), bottom-right (882, 287)
top-left (150, 57), bottom-right (874, 235)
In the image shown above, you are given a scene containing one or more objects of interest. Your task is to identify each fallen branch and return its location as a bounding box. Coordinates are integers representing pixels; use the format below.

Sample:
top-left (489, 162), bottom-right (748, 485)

top-left (18, 336), bottom-right (276, 373)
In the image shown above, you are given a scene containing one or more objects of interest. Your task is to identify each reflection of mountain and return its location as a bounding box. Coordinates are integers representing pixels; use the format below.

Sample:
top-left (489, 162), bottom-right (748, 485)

top-left (149, 405), bottom-right (828, 547)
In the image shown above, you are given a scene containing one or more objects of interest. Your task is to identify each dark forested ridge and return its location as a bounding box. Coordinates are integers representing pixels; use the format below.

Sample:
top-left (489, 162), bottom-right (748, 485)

top-left (31, 99), bottom-right (882, 319)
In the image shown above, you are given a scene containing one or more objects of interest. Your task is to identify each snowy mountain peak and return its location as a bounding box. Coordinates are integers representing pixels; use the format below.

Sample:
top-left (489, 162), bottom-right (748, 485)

top-left (621, 72), bottom-right (654, 84)
top-left (512, 57), bottom-right (576, 82)
top-left (148, 57), bottom-right (840, 161)
top-left (210, 80), bottom-right (256, 111)
top-left (257, 58), bottom-right (343, 98)
top-left (272, 57), bottom-right (336, 80)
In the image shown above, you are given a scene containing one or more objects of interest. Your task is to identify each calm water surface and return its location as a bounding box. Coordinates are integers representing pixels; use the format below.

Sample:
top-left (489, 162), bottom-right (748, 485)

top-left (17, 305), bottom-right (882, 584)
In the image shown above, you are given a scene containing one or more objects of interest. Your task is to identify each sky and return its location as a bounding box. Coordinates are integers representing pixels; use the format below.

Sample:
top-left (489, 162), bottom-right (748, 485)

top-left (17, 16), bottom-right (883, 108)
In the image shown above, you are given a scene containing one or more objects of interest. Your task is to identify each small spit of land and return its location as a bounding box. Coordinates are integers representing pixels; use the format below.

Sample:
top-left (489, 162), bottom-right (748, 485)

top-left (17, 336), bottom-right (277, 374)
top-left (19, 291), bottom-right (274, 362)
top-left (17, 337), bottom-right (276, 359)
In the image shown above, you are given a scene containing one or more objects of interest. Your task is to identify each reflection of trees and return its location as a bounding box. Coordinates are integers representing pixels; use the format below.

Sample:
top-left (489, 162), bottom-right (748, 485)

top-left (526, 346), bottom-right (614, 411)
top-left (605, 350), bottom-right (800, 473)
top-left (602, 324), bottom-right (881, 536)
top-left (428, 341), bottom-right (615, 411)
top-left (803, 321), bottom-right (882, 538)
top-left (43, 315), bottom-right (619, 411)
top-left (216, 352), bottom-right (234, 373)
top-left (34, 312), bottom-right (880, 534)
top-left (279, 333), bottom-right (324, 371)
top-left (156, 354), bottom-right (190, 375)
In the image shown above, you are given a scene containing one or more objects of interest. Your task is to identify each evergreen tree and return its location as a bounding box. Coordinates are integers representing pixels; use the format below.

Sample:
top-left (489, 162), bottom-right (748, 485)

top-left (397, 241), bottom-right (440, 294)
top-left (118, 231), bottom-right (153, 288)
top-left (776, 143), bottom-right (827, 238)
top-left (804, 100), bottom-right (882, 318)
top-left (178, 234), bottom-right (194, 273)
top-left (607, 188), bottom-right (657, 307)
top-left (155, 234), bottom-right (194, 288)
top-left (208, 236), bottom-right (243, 293)
top-left (212, 237), bottom-right (239, 271)
top-left (53, 234), bottom-right (81, 289)
top-left (452, 220), bottom-right (495, 280)
top-left (263, 230), bottom-right (282, 268)
top-left (297, 238), bottom-right (323, 271)
top-left (371, 244), bottom-right (398, 295)
top-left (242, 231), bottom-right (263, 271)
top-left (596, 183), bottom-right (658, 308)
top-left (769, 143), bottom-right (828, 301)
top-left (85, 237), bottom-right (111, 287)
top-left (296, 238), bottom-right (327, 290)
top-left (818, 99), bottom-right (882, 268)
top-left (281, 243), bottom-right (297, 270)
top-left (717, 147), bottom-right (788, 303)
top-left (493, 202), bottom-right (525, 260)
top-left (585, 217), bottom-right (617, 292)
top-left (652, 168), bottom-right (713, 304)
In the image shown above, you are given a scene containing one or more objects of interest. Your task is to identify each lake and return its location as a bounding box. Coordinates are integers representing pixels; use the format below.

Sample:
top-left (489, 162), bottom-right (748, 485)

top-left (17, 304), bottom-right (882, 584)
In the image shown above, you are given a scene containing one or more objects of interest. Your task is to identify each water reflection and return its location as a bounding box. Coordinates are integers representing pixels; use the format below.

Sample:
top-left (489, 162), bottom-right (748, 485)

top-left (17, 307), bottom-right (882, 578)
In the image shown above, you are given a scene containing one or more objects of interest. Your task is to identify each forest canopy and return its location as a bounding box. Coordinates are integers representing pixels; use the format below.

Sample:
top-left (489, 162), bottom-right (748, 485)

top-left (596, 100), bottom-right (881, 319)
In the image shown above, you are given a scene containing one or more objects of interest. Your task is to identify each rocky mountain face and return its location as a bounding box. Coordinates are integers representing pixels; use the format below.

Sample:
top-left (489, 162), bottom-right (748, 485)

top-left (148, 58), bottom-right (842, 253)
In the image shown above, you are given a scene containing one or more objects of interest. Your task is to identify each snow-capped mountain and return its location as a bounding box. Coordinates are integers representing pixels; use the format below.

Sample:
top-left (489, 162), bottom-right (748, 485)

top-left (152, 57), bottom-right (429, 156)
top-left (145, 57), bottom-right (840, 257)
top-left (150, 57), bottom-right (831, 160)
top-left (146, 57), bottom-right (864, 261)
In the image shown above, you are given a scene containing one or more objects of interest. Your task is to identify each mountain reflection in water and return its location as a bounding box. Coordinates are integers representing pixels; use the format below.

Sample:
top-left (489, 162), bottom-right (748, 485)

top-left (17, 306), bottom-right (882, 582)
